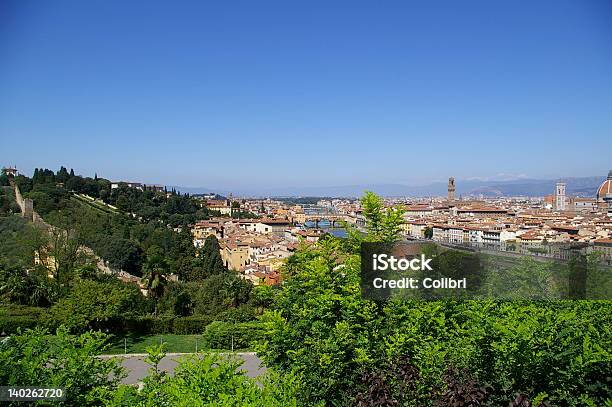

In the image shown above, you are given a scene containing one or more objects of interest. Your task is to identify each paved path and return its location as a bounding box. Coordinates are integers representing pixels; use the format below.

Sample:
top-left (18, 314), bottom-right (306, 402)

top-left (99, 352), bottom-right (266, 385)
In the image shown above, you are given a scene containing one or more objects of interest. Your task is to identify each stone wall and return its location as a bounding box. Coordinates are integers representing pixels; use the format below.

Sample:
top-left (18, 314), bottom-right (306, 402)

top-left (12, 182), bottom-right (34, 222)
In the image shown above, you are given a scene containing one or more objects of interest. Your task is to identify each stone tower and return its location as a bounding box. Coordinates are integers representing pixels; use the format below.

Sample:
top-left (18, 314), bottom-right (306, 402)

top-left (1, 166), bottom-right (18, 177)
top-left (555, 182), bottom-right (566, 211)
top-left (447, 177), bottom-right (455, 201)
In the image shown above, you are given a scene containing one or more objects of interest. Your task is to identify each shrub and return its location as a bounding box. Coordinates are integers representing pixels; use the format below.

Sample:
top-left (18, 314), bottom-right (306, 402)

top-left (150, 315), bottom-right (174, 334)
top-left (109, 350), bottom-right (303, 406)
top-left (122, 316), bottom-right (154, 335)
top-left (202, 320), bottom-right (265, 350)
top-left (0, 314), bottom-right (39, 334)
top-left (0, 305), bottom-right (46, 334)
top-left (216, 304), bottom-right (257, 323)
top-left (173, 316), bottom-right (212, 334)
top-left (124, 315), bottom-right (175, 334)
top-left (0, 327), bottom-right (124, 406)
top-left (44, 280), bottom-right (148, 333)
top-left (259, 238), bottom-right (612, 406)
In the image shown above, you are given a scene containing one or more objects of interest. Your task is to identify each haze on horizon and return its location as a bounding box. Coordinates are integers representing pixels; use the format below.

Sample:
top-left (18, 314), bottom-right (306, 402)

top-left (1, 1), bottom-right (611, 190)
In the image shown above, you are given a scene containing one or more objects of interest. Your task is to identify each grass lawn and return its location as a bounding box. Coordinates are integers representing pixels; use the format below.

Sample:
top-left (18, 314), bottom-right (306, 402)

top-left (104, 334), bottom-right (250, 354)
top-left (105, 334), bottom-right (202, 354)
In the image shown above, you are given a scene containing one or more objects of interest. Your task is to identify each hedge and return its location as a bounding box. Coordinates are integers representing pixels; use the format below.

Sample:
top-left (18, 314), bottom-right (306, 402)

top-left (173, 316), bottom-right (212, 334)
top-left (0, 305), bottom-right (252, 337)
top-left (120, 316), bottom-right (173, 334)
top-left (0, 305), bottom-right (46, 335)
top-left (201, 320), bottom-right (265, 350)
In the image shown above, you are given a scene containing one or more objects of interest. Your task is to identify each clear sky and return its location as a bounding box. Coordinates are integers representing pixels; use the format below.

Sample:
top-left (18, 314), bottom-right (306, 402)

top-left (1, 0), bottom-right (611, 189)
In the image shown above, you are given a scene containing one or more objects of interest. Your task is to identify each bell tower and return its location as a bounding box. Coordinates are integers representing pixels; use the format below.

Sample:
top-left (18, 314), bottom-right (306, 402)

top-left (447, 177), bottom-right (455, 202)
top-left (555, 182), bottom-right (566, 211)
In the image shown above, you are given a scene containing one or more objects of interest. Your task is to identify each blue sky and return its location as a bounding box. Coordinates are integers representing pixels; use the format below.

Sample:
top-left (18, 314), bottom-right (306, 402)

top-left (1, 0), bottom-right (611, 189)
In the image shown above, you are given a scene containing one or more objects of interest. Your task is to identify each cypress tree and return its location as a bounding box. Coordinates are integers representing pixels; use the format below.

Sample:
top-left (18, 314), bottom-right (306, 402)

top-left (202, 235), bottom-right (227, 275)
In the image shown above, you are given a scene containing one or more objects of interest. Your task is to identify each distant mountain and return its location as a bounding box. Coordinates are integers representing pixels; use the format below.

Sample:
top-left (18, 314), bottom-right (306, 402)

top-left (467, 177), bottom-right (603, 198)
top-left (170, 176), bottom-right (606, 198)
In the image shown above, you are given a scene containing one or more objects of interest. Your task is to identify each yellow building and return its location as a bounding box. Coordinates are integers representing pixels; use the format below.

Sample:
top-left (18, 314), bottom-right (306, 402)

top-left (221, 242), bottom-right (250, 270)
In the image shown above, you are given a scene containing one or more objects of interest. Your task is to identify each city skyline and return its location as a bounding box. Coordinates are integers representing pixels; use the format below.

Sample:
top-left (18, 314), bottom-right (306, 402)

top-left (3, 163), bottom-right (610, 198)
top-left (2, 1), bottom-right (612, 189)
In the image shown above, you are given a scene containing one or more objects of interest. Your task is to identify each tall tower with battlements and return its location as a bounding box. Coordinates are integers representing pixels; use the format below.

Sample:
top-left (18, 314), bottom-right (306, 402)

top-left (447, 177), bottom-right (455, 202)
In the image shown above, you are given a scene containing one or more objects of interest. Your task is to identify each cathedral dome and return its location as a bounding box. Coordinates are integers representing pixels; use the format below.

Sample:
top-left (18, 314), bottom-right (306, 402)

top-left (596, 170), bottom-right (612, 201)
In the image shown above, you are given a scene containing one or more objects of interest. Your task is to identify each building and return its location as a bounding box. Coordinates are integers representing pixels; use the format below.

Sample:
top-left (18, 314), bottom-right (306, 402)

top-left (408, 221), bottom-right (428, 238)
top-left (596, 170), bottom-right (612, 215)
top-left (111, 182), bottom-right (165, 192)
top-left (404, 205), bottom-right (433, 217)
top-left (221, 241), bottom-right (250, 270)
top-left (192, 220), bottom-right (224, 247)
top-left (200, 193), bottom-right (218, 200)
top-left (448, 177), bottom-right (455, 201)
top-left (254, 219), bottom-right (292, 236)
top-left (457, 206), bottom-right (508, 217)
top-left (570, 197), bottom-right (597, 212)
top-left (206, 200), bottom-right (233, 215)
top-left (593, 238), bottom-right (612, 264)
top-left (555, 182), bottom-right (566, 211)
top-left (1, 166), bottom-right (18, 177)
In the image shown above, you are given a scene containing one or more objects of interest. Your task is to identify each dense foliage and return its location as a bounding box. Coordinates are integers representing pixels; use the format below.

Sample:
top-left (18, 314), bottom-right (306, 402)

top-left (0, 167), bottom-right (265, 339)
top-left (257, 192), bottom-right (612, 406)
top-left (0, 329), bottom-right (302, 407)
top-left (2, 169), bottom-right (611, 406)
top-left (0, 327), bottom-right (125, 406)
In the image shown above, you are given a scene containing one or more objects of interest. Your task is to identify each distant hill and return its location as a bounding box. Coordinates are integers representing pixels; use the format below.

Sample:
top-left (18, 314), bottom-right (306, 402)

top-left (467, 176), bottom-right (603, 198)
top-left (168, 186), bottom-right (221, 195)
top-left (170, 176), bottom-right (606, 198)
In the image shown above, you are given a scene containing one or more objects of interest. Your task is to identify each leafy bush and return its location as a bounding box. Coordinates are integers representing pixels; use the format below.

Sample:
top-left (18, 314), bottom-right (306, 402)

top-left (0, 327), bottom-right (124, 406)
top-left (149, 315), bottom-right (174, 334)
top-left (202, 320), bottom-right (265, 350)
top-left (44, 280), bottom-right (149, 333)
top-left (121, 315), bottom-right (174, 335)
top-left (0, 305), bottom-right (46, 334)
top-left (121, 316), bottom-right (155, 335)
top-left (173, 315), bottom-right (212, 334)
top-left (0, 314), bottom-right (39, 334)
top-left (106, 348), bottom-right (304, 406)
top-left (216, 304), bottom-right (257, 322)
top-left (258, 238), bottom-right (612, 406)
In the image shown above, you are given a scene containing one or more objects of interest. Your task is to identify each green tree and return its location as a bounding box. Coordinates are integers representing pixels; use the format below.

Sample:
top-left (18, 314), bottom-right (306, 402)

top-left (250, 284), bottom-right (275, 315)
top-left (45, 212), bottom-right (89, 286)
top-left (360, 191), bottom-right (405, 243)
top-left (222, 273), bottom-right (252, 308)
top-left (0, 264), bottom-right (57, 306)
top-left (0, 173), bottom-right (10, 186)
top-left (157, 281), bottom-right (193, 316)
top-left (200, 235), bottom-right (227, 278)
top-left (97, 237), bottom-right (143, 275)
top-left (142, 246), bottom-right (170, 314)
top-left (258, 239), bottom-right (376, 404)
top-left (0, 327), bottom-right (125, 406)
top-left (45, 279), bottom-right (148, 332)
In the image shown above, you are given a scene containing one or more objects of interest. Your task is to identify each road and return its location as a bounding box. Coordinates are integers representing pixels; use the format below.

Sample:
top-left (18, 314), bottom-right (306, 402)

top-left (99, 352), bottom-right (267, 385)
